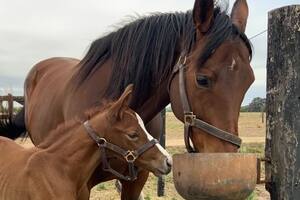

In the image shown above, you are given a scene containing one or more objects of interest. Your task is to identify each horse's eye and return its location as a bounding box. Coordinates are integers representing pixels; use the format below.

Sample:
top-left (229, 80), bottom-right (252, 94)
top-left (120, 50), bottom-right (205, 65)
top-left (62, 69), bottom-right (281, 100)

top-left (196, 75), bottom-right (211, 89)
top-left (126, 132), bottom-right (139, 141)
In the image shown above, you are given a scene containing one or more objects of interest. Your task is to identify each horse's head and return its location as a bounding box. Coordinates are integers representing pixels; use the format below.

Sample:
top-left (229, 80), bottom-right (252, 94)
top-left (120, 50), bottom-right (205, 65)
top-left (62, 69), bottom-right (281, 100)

top-left (99, 85), bottom-right (172, 177)
top-left (170, 0), bottom-right (254, 153)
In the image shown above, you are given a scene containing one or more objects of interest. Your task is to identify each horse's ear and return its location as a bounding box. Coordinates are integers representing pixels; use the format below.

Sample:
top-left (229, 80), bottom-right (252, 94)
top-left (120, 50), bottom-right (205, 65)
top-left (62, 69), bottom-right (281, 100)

top-left (231, 0), bottom-right (249, 33)
top-left (193, 0), bottom-right (214, 33)
top-left (109, 84), bottom-right (133, 120)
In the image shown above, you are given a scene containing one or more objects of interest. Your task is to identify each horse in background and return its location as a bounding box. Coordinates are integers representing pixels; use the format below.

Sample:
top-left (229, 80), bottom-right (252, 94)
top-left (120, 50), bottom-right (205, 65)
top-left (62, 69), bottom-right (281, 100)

top-left (0, 85), bottom-right (171, 200)
top-left (0, 0), bottom-right (254, 199)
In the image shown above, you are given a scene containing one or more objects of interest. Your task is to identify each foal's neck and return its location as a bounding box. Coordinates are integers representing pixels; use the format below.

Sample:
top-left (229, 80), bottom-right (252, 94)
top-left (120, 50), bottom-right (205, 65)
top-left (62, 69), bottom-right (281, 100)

top-left (38, 114), bottom-right (104, 189)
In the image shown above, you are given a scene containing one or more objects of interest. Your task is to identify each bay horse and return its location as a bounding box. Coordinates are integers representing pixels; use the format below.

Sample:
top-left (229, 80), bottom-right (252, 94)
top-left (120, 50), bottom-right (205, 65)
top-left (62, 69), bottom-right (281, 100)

top-left (0, 0), bottom-right (254, 199)
top-left (0, 85), bottom-right (171, 200)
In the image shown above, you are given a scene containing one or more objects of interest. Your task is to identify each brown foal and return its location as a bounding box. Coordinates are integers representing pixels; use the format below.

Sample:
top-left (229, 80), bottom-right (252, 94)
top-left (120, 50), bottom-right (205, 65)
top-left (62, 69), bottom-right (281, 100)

top-left (0, 85), bottom-right (172, 200)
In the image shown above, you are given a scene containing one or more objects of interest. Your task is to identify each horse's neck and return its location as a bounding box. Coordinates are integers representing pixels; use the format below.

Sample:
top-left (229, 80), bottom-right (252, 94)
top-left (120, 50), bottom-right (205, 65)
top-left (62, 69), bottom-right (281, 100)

top-left (96, 59), bottom-right (177, 123)
top-left (72, 61), bottom-right (170, 123)
top-left (64, 59), bottom-right (113, 120)
top-left (135, 79), bottom-right (171, 123)
top-left (69, 49), bottom-right (181, 123)
top-left (38, 120), bottom-right (102, 187)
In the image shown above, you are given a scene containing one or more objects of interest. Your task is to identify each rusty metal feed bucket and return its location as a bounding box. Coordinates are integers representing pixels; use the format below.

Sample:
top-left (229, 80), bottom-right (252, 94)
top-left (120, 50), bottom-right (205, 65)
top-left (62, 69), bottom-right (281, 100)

top-left (173, 153), bottom-right (257, 200)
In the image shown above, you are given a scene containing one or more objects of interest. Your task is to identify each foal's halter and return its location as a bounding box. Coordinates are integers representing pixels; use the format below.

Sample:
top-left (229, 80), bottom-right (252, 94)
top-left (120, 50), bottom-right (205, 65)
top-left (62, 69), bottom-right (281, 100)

top-left (169, 52), bottom-right (242, 153)
top-left (84, 121), bottom-right (158, 181)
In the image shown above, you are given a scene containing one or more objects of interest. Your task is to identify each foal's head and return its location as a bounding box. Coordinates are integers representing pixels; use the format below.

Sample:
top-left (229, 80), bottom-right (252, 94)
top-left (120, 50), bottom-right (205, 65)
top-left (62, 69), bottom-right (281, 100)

top-left (91, 85), bottom-right (172, 176)
top-left (170, 0), bottom-right (254, 152)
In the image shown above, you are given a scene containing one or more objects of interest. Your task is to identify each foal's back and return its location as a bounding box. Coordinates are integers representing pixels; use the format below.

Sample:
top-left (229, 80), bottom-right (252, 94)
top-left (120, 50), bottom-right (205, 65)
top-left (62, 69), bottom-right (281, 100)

top-left (0, 137), bottom-right (34, 199)
top-left (0, 137), bottom-right (70, 200)
top-left (0, 137), bottom-right (35, 170)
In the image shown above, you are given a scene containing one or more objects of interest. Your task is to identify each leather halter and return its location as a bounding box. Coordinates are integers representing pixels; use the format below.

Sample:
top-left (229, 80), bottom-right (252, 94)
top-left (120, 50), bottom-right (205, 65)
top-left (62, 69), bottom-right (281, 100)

top-left (168, 52), bottom-right (242, 153)
top-left (84, 121), bottom-right (158, 181)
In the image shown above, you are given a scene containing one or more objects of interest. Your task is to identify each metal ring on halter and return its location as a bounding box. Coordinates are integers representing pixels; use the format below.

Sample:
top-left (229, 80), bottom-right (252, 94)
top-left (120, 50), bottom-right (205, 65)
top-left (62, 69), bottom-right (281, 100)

top-left (125, 151), bottom-right (137, 163)
top-left (97, 138), bottom-right (107, 147)
top-left (177, 55), bottom-right (187, 66)
top-left (184, 112), bottom-right (196, 126)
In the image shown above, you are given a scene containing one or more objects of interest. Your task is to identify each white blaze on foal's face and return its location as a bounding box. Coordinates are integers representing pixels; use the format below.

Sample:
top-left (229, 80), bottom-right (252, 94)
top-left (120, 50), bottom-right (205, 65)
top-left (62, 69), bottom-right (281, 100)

top-left (229, 58), bottom-right (237, 71)
top-left (135, 113), bottom-right (171, 160)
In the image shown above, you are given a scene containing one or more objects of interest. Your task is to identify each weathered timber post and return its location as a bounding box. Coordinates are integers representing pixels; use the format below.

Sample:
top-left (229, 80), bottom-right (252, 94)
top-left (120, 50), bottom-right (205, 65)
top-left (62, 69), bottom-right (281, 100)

top-left (7, 94), bottom-right (13, 121)
top-left (266, 5), bottom-right (300, 200)
top-left (157, 109), bottom-right (166, 197)
top-left (0, 100), bottom-right (3, 113)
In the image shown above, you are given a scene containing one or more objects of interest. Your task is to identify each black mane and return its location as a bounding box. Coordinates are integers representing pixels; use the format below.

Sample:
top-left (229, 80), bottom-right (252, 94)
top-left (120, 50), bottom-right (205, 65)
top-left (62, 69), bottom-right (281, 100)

top-left (73, 8), bottom-right (252, 108)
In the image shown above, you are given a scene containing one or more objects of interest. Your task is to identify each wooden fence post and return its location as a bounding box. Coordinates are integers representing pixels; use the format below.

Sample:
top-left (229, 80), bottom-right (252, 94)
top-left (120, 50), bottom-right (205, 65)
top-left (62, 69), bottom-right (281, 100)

top-left (7, 94), bottom-right (13, 121)
top-left (157, 109), bottom-right (166, 197)
top-left (0, 100), bottom-right (3, 113)
top-left (266, 5), bottom-right (300, 199)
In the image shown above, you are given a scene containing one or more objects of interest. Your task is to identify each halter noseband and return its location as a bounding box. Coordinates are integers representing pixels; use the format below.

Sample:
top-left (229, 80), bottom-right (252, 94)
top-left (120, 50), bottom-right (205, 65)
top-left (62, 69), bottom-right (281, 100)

top-left (84, 121), bottom-right (158, 181)
top-left (168, 52), bottom-right (242, 153)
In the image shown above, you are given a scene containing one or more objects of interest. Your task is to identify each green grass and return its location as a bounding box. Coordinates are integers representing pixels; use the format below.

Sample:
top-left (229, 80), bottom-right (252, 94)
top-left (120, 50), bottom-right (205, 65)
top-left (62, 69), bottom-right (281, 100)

top-left (247, 192), bottom-right (257, 200)
top-left (239, 143), bottom-right (265, 157)
top-left (96, 183), bottom-right (108, 191)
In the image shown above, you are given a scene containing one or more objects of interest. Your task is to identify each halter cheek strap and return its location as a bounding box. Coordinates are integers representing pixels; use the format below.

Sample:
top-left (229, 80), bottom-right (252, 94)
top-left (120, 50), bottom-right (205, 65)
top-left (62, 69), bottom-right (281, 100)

top-left (83, 121), bottom-right (158, 181)
top-left (168, 52), bottom-right (242, 153)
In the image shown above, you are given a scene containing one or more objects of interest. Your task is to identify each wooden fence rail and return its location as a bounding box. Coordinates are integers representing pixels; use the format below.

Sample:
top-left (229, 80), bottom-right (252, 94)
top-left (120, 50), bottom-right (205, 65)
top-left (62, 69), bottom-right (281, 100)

top-left (0, 94), bottom-right (24, 120)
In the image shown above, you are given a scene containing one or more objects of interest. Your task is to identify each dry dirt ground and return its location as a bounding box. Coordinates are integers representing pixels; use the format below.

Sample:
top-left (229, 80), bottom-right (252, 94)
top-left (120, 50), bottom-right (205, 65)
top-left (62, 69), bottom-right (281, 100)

top-left (15, 112), bottom-right (269, 200)
top-left (166, 112), bottom-right (266, 146)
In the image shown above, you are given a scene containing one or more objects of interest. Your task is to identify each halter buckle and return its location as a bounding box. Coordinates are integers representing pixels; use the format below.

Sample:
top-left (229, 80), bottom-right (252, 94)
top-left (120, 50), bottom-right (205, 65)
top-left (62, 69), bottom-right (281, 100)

top-left (125, 151), bottom-right (137, 163)
top-left (184, 112), bottom-right (196, 126)
top-left (97, 138), bottom-right (107, 147)
top-left (177, 55), bottom-right (187, 66)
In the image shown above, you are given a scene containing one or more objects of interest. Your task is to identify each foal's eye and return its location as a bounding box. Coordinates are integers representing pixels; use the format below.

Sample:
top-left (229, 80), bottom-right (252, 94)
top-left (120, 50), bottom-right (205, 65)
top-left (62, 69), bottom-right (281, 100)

top-left (126, 132), bottom-right (139, 140)
top-left (196, 75), bottom-right (211, 89)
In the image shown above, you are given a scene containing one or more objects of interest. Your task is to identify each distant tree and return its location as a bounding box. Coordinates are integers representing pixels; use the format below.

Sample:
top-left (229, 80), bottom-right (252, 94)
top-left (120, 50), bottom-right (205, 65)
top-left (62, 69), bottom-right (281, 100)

top-left (240, 105), bottom-right (249, 112)
top-left (166, 106), bottom-right (173, 112)
top-left (247, 97), bottom-right (266, 112)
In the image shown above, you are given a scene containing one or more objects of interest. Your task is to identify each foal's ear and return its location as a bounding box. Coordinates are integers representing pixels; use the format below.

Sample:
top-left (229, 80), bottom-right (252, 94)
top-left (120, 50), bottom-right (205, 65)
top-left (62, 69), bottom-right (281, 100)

top-left (109, 84), bottom-right (133, 120)
top-left (231, 0), bottom-right (249, 33)
top-left (193, 0), bottom-right (214, 34)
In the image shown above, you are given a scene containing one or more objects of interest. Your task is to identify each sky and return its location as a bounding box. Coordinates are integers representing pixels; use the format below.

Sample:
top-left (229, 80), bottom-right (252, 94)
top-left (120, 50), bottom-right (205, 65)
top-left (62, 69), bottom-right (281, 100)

top-left (0, 0), bottom-right (299, 105)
